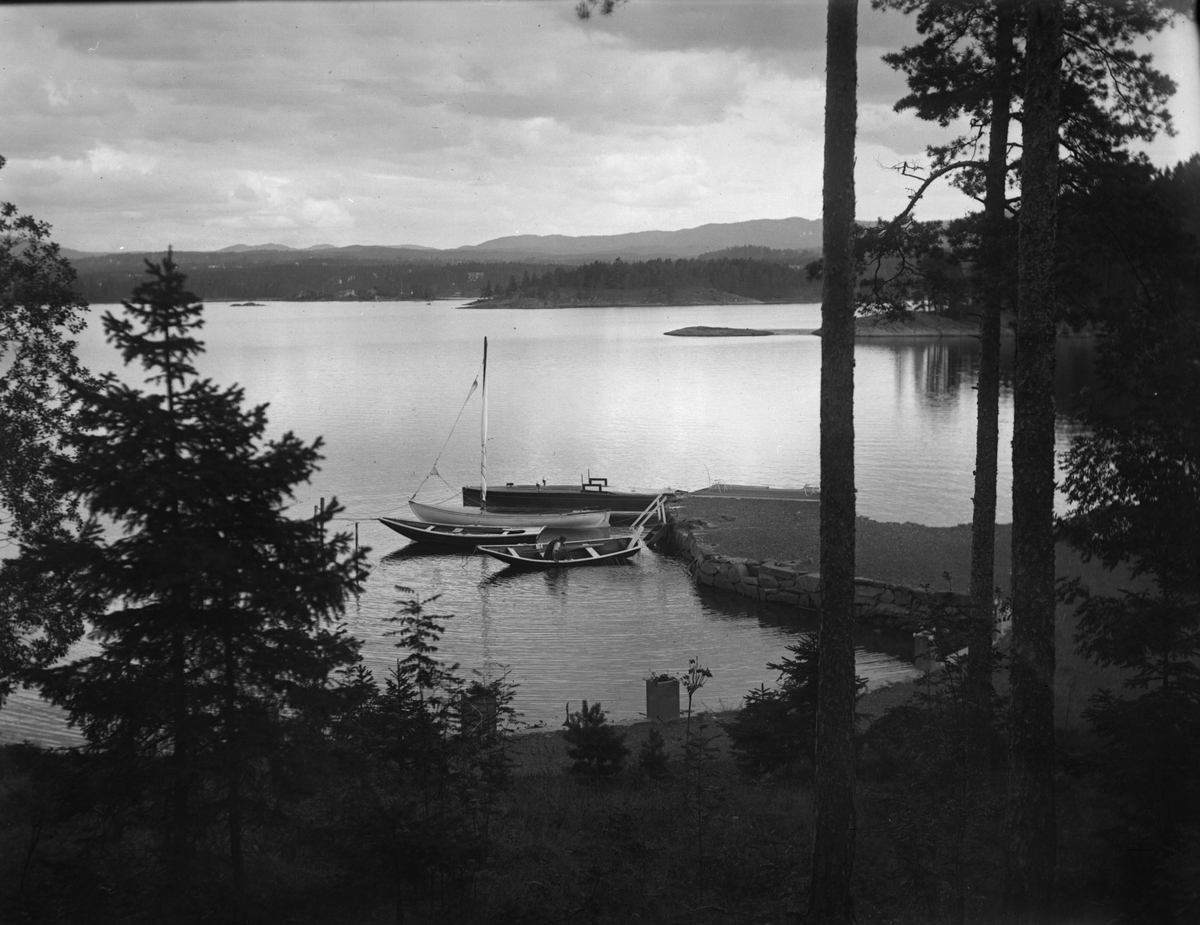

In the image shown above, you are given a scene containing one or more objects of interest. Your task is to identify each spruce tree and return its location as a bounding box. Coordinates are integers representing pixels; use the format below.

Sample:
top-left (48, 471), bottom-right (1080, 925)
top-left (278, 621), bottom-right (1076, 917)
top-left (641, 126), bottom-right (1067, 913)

top-left (33, 252), bottom-right (364, 896)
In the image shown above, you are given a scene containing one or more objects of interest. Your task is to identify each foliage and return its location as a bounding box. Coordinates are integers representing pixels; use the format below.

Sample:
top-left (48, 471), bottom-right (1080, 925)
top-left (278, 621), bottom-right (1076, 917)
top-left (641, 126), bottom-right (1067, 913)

top-left (1058, 580), bottom-right (1200, 922)
top-left (562, 700), bottom-right (628, 777)
top-left (482, 255), bottom-right (823, 303)
top-left (855, 216), bottom-right (972, 319)
top-left (0, 160), bottom-right (92, 545)
top-left (1059, 158), bottom-right (1200, 591)
top-left (859, 700), bottom-right (1008, 922)
top-left (876, 0), bottom-right (1177, 196)
top-left (28, 252), bottom-right (365, 891)
top-left (0, 159), bottom-right (97, 703)
top-left (857, 591), bottom-right (1010, 923)
top-left (0, 706), bottom-right (1146, 925)
top-left (863, 0), bottom-right (1180, 318)
top-left (1, 588), bottom-right (516, 923)
top-left (1056, 159), bottom-right (1200, 922)
top-left (309, 587), bottom-right (517, 922)
top-left (725, 634), bottom-right (867, 778)
top-left (69, 251), bottom-right (825, 304)
top-left (1058, 159), bottom-right (1200, 656)
top-left (636, 727), bottom-right (669, 778)
top-left (697, 244), bottom-right (817, 263)
top-left (575, 0), bottom-right (624, 19)
top-left (680, 657), bottom-right (711, 722)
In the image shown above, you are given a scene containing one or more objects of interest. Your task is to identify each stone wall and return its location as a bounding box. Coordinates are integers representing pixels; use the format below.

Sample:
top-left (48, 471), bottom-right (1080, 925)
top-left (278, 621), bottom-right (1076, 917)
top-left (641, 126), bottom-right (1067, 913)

top-left (659, 520), bottom-right (972, 633)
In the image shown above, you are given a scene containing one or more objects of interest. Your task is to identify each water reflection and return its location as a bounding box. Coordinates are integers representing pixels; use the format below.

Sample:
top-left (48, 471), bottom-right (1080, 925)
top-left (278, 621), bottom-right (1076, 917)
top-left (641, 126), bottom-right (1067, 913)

top-left (64, 299), bottom-right (1099, 526)
top-left (3, 301), bottom-right (1101, 745)
top-left (380, 544), bottom-right (475, 564)
top-left (861, 334), bottom-right (1095, 414)
top-left (347, 541), bottom-right (920, 728)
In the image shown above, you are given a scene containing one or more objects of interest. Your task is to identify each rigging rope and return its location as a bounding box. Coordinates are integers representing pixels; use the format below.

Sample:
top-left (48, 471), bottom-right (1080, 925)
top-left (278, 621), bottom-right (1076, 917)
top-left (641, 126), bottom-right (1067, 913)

top-left (407, 360), bottom-right (482, 502)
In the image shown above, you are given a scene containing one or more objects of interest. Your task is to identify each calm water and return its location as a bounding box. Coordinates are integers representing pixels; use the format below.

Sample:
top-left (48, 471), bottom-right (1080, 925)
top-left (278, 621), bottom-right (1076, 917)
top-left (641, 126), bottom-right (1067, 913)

top-left (1, 300), bottom-right (1093, 744)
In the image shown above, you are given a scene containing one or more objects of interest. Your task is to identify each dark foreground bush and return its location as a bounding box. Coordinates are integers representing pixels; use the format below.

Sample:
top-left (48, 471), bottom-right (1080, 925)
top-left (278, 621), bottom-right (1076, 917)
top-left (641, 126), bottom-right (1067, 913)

top-left (562, 699), bottom-right (629, 776)
top-left (723, 633), bottom-right (865, 777)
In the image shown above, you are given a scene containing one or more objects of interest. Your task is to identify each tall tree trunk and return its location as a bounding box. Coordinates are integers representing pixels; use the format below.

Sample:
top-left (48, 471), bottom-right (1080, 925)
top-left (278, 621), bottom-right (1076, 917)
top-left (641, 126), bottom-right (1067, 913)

top-left (223, 622), bottom-right (244, 904)
top-left (809, 1), bottom-right (858, 922)
top-left (169, 619), bottom-right (191, 879)
top-left (1005, 0), bottom-right (1062, 921)
top-left (966, 0), bottom-right (1016, 777)
top-left (165, 303), bottom-right (192, 882)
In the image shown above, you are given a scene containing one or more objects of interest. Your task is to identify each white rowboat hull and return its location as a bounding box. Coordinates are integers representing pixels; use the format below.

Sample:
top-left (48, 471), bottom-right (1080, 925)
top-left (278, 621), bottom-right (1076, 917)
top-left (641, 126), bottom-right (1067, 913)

top-left (408, 499), bottom-right (610, 529)
top-left (477, 535), bottom-right (643, 569)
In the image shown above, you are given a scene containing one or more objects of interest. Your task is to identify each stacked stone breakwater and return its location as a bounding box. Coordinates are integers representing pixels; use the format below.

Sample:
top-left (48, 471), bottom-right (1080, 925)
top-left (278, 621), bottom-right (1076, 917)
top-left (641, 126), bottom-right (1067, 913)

top-left (658, 502), bottom-right (974, 633)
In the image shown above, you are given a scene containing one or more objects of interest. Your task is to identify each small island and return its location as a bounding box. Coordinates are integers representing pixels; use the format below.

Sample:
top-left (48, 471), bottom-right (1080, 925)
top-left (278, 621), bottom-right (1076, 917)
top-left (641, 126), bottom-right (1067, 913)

top-left (666, 325), bottom-right (773, 337)
top-left (230, 301), bottom-right (266, 307)
top-left (665, 325), bottom-right (814, 337)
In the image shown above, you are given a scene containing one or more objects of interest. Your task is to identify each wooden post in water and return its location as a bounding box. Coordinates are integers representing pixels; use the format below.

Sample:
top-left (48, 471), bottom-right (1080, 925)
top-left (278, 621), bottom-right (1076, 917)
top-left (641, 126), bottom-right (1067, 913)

top-left (354, 521), bottom-right (361, 599)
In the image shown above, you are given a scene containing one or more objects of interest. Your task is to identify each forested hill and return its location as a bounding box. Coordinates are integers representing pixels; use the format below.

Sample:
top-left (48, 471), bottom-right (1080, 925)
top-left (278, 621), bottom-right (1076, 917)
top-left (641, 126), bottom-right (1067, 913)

top-left (477, 255), bottom-right (823, 305)
top-left (68, 249), bottom-right (823, 305)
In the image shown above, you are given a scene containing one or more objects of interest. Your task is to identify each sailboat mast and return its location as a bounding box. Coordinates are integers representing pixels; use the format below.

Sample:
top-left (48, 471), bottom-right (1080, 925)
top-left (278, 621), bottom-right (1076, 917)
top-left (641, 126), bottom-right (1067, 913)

top-left (480, 337), bottom-right (488, 511)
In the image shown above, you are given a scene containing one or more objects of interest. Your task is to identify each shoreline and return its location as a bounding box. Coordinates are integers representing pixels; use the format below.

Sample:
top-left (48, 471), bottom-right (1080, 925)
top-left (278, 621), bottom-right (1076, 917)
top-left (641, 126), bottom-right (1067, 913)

top-left (507, 674), bottom-right (918, 775)
top-left (506, 497), bottom-right (965, 774)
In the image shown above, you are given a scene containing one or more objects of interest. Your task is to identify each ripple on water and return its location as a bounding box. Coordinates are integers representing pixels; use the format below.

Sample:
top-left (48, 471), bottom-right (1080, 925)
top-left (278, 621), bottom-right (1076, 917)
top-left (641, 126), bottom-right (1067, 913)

top-left (1, 545), bottom-right (920, 746)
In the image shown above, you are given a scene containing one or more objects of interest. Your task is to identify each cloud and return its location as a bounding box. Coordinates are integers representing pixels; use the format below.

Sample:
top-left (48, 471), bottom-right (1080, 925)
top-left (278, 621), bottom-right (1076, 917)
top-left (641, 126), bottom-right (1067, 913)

top-left (0, 1), bottom-right (1194, 253)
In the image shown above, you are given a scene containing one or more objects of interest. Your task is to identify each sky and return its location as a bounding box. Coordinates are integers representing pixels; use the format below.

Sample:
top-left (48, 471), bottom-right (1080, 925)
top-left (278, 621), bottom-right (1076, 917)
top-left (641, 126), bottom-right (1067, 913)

top-left (1, 0), bottom-right (1197, 254)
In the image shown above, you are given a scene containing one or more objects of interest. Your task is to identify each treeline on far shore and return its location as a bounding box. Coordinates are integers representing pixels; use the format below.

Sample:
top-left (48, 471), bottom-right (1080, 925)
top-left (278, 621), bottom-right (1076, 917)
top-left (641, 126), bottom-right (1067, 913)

top-left (478, 254), bottom-right (824, 303)
top-left (66, 246), bottom-right (823, 305)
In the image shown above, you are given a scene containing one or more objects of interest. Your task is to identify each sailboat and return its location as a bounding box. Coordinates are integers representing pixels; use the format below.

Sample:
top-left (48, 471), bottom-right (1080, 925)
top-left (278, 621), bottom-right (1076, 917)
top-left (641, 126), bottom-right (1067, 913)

top-left (382, 338), bottom-right (611, 542)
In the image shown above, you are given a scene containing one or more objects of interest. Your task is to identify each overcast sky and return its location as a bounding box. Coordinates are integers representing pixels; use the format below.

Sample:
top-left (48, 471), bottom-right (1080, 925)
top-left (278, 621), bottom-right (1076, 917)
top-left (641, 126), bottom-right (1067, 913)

top-left (2, 1), bottom-right (1197, 253)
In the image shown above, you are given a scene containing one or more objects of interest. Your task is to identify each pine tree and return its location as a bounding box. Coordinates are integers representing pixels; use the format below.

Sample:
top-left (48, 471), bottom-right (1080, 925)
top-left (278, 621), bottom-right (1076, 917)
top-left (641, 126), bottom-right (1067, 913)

top-left (870, 0), bottom-right (1181, 773)
top-left (1005, 2), bottom-right (1063, 919)
top-left (810, 1), bottom-right (859, 921)
top-left (32, 251), bottom-right (364, 896)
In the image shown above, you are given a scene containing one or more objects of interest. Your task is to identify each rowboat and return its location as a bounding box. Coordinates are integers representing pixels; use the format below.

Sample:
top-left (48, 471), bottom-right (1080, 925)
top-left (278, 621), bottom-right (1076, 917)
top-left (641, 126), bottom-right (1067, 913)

top-left (405, 337), bottom-right (614, 531)
top-left (476, 534), bottom-right (643, 569)
top-left (378, 517), bottom-right (544, 549)
top-left (476, 493), bottom-right (670, 570)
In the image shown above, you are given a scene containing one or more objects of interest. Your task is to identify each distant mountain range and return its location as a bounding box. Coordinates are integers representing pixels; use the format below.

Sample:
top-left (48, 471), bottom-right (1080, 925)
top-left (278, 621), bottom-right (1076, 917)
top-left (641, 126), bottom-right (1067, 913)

top-left (455, 217), bottom-right (823, 261)
top-left (64, 218), bottom-right (827, 304)
top-left (65, 217), bottom-right (823, 264)
top-left (214, 242), bottom-right (438, 253)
